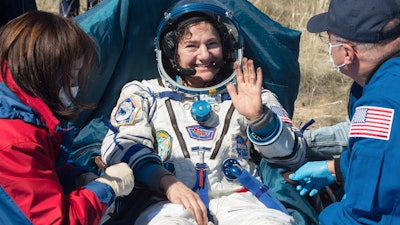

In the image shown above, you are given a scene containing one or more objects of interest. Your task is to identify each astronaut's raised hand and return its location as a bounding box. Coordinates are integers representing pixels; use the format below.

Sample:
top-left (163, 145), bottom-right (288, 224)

top-left (227, 57), bottom-right (263, 121)
top-left (96, 162), bottom-right (135, 197)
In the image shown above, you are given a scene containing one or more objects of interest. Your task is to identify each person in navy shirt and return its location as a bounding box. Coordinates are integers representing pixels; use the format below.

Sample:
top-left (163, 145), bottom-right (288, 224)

top-left (289, 0), bottom-right (400, 224)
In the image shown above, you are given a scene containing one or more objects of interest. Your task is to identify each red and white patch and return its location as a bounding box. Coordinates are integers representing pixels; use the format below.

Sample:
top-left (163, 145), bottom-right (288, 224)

top-left (349, 106), bottom-right (394, 140)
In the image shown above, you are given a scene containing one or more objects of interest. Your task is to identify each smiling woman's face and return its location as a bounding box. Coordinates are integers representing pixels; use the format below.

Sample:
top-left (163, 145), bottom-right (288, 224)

top-left (177, 21), bottom-right (223, 88)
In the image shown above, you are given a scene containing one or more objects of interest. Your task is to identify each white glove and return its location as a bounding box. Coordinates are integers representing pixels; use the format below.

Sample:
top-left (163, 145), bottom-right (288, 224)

top-left (96, 162), bottom-right (134, 197)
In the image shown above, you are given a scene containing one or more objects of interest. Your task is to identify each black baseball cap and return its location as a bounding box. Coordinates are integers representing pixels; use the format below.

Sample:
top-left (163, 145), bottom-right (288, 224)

top-left (307, 0), bottom-right (400, 43)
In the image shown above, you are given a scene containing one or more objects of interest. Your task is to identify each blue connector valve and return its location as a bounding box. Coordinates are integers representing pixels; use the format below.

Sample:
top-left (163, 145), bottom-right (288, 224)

top-left (191, 100), bottom-right (211, 122)
top-left (222, 158), bottom-right (242, 180)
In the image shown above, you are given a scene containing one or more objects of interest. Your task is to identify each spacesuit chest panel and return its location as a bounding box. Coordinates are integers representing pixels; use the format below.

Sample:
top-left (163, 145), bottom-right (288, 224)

top-left (153, 97), bottom-right (250, 163)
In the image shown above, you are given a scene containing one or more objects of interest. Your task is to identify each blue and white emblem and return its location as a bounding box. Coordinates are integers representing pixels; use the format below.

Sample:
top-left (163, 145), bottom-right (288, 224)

top-left (235, 136), bottom-right (248, 158)
top-left (114, 95), bottom-right (140, 125)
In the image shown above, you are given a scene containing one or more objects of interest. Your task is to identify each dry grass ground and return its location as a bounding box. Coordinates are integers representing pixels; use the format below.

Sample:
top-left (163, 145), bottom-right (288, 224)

top-left (37, 0), bottom-right (352, 128)
top-left (250, 0), bottom-right (352, 128)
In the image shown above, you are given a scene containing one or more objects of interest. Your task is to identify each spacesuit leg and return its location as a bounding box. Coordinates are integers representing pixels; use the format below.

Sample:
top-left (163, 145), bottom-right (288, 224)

top-left (134, 201), bottom-right (197, 225)
top-left (209, 192), bottom-right (294, 225)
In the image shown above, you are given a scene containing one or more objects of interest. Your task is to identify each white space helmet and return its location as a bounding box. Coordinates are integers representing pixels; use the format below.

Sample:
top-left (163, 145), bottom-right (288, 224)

top-left (154, 0), bottom-right (243, 95)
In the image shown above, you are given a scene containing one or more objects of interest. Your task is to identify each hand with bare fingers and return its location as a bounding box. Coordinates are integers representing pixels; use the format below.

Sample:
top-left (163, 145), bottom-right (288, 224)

top-left (160, 175), bottom-right (208, 225)
top-left (227, 58), bottom-right (264, 121)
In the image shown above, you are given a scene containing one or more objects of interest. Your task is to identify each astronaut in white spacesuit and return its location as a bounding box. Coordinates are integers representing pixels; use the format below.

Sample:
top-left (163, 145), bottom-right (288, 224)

top-left (101, 0), bottom-right (307, 224)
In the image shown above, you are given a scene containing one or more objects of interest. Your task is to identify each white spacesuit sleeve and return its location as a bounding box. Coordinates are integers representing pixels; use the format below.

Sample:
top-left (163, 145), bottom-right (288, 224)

top-left (246, 89), bottom-right (307, 171)
top-left (101, 80), bottom-right (165, 179)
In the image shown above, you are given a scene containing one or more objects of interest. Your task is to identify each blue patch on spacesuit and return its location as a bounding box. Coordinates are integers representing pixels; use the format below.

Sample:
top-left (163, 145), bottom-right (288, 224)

top-left (235, 136), bottom-right (248, 158)
top-left (114, 95), bottom-right (140, 125)
top-left (186, 125), bottom-right (216, 141)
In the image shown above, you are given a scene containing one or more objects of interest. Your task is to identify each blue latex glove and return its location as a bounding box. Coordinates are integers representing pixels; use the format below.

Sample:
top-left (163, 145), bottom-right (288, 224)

top-left (288, 161), bottom-right (336, 197)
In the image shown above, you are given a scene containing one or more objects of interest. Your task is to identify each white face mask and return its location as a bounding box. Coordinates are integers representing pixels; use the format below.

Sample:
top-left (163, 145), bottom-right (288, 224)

top-left (328, 43), bottom-right (345, 72)
top-left (59, 86), bottom-right (79, 107)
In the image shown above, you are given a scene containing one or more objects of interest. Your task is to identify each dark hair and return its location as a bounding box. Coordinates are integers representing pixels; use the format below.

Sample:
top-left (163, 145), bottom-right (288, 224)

top-left (0, 11), bottom-right (98, 121)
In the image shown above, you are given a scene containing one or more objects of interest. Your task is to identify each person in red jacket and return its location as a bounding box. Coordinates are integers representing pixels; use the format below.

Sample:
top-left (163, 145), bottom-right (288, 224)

top-left (0, 11), bottom-right (134, 225)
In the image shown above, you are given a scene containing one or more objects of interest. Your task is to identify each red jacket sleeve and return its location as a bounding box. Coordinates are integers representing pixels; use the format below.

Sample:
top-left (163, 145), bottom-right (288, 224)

top-left (0, 127), bottom-right (110, 225)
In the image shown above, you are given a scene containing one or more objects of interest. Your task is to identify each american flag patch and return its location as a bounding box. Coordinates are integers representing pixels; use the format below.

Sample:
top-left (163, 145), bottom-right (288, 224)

top-left (270, 105), bottom-right (293, 125)
top-left (349, 106), bottom-right (394, 140)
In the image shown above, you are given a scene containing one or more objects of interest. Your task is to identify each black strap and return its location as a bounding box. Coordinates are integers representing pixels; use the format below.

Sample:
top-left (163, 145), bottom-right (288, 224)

top-left (249, 143), bottom-right (262, 165)
top-left (157, 78), bottom-right (190, 158)
top-left (165, 98), bottom-right (190, 158)
top-left (210, 104), bottom-right (235, 159)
